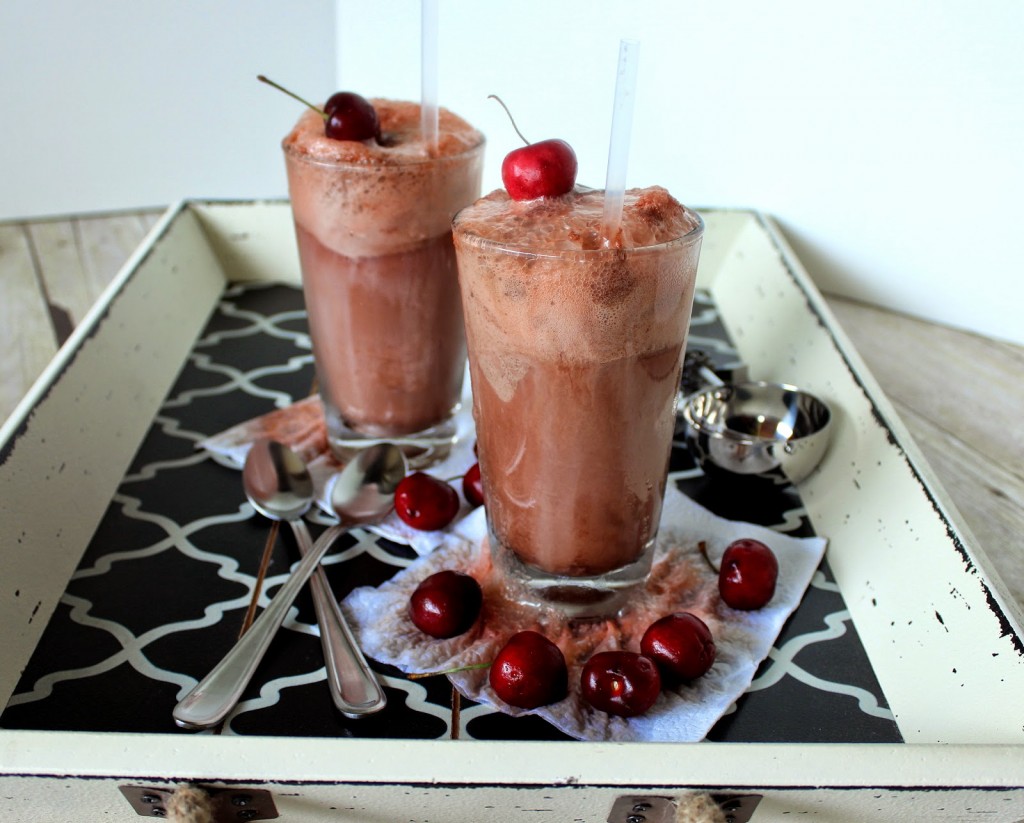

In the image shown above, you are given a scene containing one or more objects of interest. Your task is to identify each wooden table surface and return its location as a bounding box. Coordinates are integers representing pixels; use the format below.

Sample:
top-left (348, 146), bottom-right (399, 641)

top-left (2, 208), bottom-right (1022, 621)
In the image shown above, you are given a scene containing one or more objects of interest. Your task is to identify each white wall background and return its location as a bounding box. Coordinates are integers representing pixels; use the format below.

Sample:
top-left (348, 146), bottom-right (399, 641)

top-left (0, 0), bottom-right (334, 217)
top-left (1, 1), bottom-right (1021, 345)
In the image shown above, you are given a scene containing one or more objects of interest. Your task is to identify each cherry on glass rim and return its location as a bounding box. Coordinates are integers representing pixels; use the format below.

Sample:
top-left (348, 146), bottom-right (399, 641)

top-left (488, 94), bottom-right (577, 200)
top-left (257, 75), bottom-right (378, 143)
top-left (501, 139), bottom-right (578, 200)
top-left (324, 90), bottom-right (380, 142)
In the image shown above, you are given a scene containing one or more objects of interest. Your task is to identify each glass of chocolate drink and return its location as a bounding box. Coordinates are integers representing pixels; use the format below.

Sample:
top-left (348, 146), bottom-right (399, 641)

top-left (453, 186), bottom-right (704, 617)
top-left (282, 100), bottom-right (484, 466)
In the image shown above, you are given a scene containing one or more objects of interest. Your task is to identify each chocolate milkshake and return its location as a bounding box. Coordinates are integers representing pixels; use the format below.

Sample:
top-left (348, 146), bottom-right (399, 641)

top-left (283, 100), bottom-right (484, 463)
top-left (453, 187), bottom-right (703, 616)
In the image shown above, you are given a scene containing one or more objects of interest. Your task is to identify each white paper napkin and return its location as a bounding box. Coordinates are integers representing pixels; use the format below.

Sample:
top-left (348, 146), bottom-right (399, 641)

top-left (342, 485), bottom-right (827, 742)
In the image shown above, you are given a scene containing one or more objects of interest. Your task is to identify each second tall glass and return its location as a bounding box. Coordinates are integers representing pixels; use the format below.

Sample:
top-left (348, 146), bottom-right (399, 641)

top-left (283, 101), bottom-right (484, 466)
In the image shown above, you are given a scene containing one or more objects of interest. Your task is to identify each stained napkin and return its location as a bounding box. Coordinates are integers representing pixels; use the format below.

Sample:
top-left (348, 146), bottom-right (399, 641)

top-left (199, 394), bottom-right (477, 555)
top-left (342, 485), bottom-right (826, 742)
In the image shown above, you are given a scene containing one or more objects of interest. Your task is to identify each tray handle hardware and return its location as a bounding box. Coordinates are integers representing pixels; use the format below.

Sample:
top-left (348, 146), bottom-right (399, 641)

top-left (118, 785), bottom-right (278, 821)
top-left (607, 793), bottom-right (762, 823)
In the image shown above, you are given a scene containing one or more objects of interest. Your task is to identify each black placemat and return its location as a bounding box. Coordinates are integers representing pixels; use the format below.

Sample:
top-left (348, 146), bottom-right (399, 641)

top-left (2, 282), bottom-right (901, 743)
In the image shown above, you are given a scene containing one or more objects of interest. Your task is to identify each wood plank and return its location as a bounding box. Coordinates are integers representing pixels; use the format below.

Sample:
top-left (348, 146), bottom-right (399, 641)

top-left (25, 221), bottom-right (91, 337)
top-left (894, 404), bottom-right (1024, 608)
top-left (136, 209), bottom-right (165, 232)
top-left (29, 210), bottom-right (166, 339)
top-left (74, 214), bottom-right (152, 301)
top-left (0, 225), bottom-right (57, 424)
top-left (826, 296), bottom-right (1024, 472)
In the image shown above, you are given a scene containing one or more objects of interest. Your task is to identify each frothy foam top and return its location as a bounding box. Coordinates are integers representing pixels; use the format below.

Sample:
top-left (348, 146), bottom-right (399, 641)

top-left (283, 99), bottom-right (483, 164)
top-left (453, 186), bottom-right (700, 251)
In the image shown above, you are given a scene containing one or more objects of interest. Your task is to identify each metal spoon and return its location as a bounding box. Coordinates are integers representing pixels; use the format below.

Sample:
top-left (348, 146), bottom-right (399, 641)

top-left (173, 440), bottom-right (406, 730)
top-left (242, 439), bottom-right (391, 719)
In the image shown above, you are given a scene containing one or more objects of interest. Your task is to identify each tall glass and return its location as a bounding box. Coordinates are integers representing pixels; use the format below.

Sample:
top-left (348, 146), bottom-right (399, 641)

top-left (283, 103), bottom-right (484, 466)
top-left (453, 190), bottom-right (703, 617)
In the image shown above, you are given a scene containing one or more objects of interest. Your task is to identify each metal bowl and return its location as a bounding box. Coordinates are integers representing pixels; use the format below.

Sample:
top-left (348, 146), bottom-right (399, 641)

top-left (680, 381), bottom-right (833, 483)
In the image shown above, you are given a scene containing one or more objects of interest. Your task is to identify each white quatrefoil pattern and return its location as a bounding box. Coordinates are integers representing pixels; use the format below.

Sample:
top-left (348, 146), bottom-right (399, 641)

top-left (2, 283), bottom-right (901, 743)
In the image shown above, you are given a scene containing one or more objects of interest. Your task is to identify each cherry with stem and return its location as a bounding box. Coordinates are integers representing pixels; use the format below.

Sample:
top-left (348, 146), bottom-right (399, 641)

top-left (258, 74), bottom-right (379, 142)
top-left (488, 94), bottom-right (578, 200)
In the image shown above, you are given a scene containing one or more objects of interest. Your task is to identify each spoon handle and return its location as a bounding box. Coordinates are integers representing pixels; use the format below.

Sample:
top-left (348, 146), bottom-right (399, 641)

top-left (172, 527), bottom-right (340, 730)
top-left (290, 520), bottom-right (387, 717)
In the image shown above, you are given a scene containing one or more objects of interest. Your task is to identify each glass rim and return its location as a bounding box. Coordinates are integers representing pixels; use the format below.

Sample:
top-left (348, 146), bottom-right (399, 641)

top-left (282, 135), bottom-right (485, 169)
top-left (452, 204), bottom-right (704, 259)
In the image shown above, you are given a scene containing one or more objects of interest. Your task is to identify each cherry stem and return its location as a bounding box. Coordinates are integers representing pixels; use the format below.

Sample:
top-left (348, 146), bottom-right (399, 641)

top-left (487, 94), bottom-right (531, 146)
top-left (257, 74), bottom-right (327, 121)
top-left (408, 661), bottom-right (491, 680)
top-left (698, 541), bottom-right (720, 575)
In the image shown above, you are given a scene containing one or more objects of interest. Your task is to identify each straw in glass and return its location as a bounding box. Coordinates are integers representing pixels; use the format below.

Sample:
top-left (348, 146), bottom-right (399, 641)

top-left (421, 0), bottom-right (440, 150)
top-left (600, 39), bottom-right (641, 246)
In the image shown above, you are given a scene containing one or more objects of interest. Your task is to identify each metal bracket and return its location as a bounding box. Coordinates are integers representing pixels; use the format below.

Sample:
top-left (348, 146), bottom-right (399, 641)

top-left (607, 796), bottom-right (678, 823)
top-left (607, 793), bottom-right (762, 823)
top-left (119, 785), bottom-right (278, 821)
top-left (711, 794), bottom-right (763, 823)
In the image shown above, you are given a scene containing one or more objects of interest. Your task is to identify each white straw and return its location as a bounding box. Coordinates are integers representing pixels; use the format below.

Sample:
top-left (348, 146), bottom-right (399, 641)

top-left (601, 38), bottom-right (641, 245)
top-left (420, 0), bottom-right (440, 150)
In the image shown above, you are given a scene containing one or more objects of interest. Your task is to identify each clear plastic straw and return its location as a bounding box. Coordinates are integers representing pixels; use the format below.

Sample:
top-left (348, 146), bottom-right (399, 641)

top-left (420, 0), bottom-right (440, 150)
top-left (601, 39), bottom-right (641, 245)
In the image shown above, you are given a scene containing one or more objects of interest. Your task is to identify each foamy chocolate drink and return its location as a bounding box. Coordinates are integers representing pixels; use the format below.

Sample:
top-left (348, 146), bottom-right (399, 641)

top-left (283, 100), bottom-right (484, 457)
top-left (454, 186), bottom-right (703, 611)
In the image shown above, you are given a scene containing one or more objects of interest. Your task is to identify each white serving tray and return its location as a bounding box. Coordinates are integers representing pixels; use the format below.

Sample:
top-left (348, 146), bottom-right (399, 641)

top-left (1, 200), bottom-right (1022, 822)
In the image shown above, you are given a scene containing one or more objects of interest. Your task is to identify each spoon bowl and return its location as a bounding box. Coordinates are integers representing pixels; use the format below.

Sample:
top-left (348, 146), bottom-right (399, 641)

top-left (243, 440), bottom-right (314, 522)
top-left (330, 440), bottom-right (408, 523)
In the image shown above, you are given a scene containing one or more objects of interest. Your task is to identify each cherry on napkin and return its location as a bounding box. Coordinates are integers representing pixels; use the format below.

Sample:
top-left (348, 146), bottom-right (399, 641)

top-left (198, 394), bottom-right (478, 555)
top-left (341, 485), bottom-right (827, 742)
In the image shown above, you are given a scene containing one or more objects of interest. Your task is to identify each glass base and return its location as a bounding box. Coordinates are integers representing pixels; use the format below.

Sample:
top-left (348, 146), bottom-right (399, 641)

top-left (325, 408), bottom-right (458, 470)
top-left (489, 535), bottom-right (655, 620)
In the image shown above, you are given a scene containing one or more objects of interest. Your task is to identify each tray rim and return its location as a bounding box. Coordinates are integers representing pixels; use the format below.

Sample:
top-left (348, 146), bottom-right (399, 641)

top-left (0, 198), bottom-right (1021, 791)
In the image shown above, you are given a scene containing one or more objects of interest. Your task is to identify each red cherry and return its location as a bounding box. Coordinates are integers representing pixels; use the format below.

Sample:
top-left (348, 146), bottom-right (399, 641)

top-left (394, 472), bottom-right (460, 531)
top-left (409, 570), bottom-right (483, 639)
top-left (257, 76), bottom-right (379, 143)
top-left (463, 462), bottom-right (485, 507)
top-left (580, 651), bottom-right (661, 718)
top-left (489, 631), bottom-right (568, 709)
top-left (324, 91), bottom-right (380, 141)
top-left (488, 94), bottom-right (577, 200)
top-left (640, 613), bottom-right (716, 683)
top-left (718, 538), bottom-right (779, 610)
top-left (501, 139), bottom-right (577, 200)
